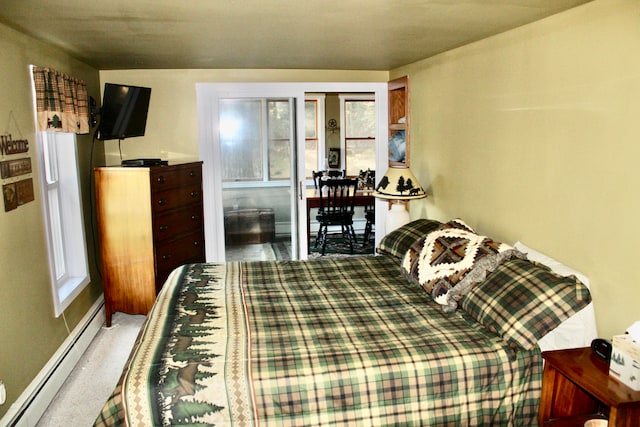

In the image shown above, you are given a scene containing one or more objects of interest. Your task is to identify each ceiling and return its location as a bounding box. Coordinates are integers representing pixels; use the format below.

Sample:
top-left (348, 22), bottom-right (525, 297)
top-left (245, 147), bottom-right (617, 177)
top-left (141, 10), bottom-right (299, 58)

top-left (0, 0), bottom-right (592, 71)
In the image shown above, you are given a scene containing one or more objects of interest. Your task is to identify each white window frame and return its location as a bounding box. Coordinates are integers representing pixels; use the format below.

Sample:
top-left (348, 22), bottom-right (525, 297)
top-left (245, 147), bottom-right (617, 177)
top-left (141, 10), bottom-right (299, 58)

top-left (35, 131), bottom-right (90, 317)
top-left (305, 94), bottom-right (326, 182)
top-left (339, 93), bottom-right (376, 174)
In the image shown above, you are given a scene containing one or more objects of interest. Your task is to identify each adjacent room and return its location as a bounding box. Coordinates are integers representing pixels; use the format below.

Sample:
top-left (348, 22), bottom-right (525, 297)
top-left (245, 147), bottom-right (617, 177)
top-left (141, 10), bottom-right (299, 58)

top-left (2, 0), bottom-right (640, 425)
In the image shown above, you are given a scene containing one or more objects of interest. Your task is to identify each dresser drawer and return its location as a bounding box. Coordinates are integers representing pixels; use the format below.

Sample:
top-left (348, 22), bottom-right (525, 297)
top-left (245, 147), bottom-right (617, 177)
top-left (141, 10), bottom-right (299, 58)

top-left (150, 163), bottom-right (202, 192)
top-left (155, 252), bottom-right (204, 291)
top-left (154, 231), bottom-right (205, 291)
top-left (152, 205), bottom-right (203, 241)
top-left (151, 184), bottom-right (202, 213)
top-left (154, 231), bottom-right (205, 273)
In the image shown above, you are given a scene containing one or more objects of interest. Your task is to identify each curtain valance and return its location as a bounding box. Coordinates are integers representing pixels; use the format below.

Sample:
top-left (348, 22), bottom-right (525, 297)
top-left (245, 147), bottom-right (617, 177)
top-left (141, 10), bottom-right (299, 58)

top-left (32, 67), bottom-right (89, 134)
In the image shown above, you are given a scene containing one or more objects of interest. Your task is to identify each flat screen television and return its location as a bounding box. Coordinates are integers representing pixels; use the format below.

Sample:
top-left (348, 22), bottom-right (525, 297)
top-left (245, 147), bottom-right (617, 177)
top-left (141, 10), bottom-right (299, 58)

top-left (97, 83), bottom-right (151, 140)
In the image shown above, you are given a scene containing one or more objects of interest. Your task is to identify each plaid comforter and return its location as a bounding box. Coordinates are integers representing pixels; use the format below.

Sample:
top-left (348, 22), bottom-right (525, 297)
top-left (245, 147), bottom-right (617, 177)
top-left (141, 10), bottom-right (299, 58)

top-left (95, 256), bottom-right (542, 426)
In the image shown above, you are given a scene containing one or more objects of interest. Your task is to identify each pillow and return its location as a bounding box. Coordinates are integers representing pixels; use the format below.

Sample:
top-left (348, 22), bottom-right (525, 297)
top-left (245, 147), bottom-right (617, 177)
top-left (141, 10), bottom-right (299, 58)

top-left (402, 220), bottom-right (520, 312)
top-left (376, 219), bottom-right (442, 259)
top-left (513, 241), bottom-right (598, 351)
top-left (439, 217), bottom-right (475, 233)
top-left (460, 257), bottom-right (592, 350)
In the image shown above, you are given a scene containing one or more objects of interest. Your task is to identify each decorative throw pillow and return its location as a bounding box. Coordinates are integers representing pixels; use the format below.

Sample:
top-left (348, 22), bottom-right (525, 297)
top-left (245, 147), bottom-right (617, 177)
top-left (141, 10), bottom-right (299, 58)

top-left (440, 218), bottom-right (475, 233)
top-left (460, 257), bottom-right (592, 350)
top-left (376, 219), bottom-right (442, 259)
top-left (402, 220), bottom-right (520, 312)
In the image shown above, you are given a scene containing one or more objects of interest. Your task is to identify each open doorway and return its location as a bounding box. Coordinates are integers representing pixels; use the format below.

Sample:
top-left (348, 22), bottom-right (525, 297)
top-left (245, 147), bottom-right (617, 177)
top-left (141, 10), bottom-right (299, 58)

top-left (196, 82), bottom-right (388, 262)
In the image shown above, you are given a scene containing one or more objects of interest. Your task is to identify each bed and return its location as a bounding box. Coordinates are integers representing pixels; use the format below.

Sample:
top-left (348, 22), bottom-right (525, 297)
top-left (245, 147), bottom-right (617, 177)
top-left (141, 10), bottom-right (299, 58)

top-left (94, 219), bottom-right (594, 426)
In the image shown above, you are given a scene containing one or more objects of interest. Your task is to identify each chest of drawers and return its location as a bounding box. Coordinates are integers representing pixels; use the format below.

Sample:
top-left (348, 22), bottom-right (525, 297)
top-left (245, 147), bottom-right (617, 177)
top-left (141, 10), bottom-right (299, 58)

top-left (95, 162), bottom-right (205, 326)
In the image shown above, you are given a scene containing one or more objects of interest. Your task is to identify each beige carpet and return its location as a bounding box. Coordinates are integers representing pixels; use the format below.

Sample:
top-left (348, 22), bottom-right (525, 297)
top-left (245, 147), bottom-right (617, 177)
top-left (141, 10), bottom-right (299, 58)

top-left (225, 242), bottom-right (277, 261)
top-left (36, 312), bottom-right (145, 426)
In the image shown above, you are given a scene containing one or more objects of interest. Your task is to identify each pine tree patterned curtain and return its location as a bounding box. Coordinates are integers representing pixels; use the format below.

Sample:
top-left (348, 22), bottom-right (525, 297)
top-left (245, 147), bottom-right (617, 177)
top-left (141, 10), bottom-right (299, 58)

top-left (32, 67), bottom-right (90, 134)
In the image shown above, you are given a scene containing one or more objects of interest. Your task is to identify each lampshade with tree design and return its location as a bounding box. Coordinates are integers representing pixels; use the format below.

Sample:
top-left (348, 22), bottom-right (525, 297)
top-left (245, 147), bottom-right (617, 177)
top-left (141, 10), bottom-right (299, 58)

top-left (372, 165), bottom-right (427, 231)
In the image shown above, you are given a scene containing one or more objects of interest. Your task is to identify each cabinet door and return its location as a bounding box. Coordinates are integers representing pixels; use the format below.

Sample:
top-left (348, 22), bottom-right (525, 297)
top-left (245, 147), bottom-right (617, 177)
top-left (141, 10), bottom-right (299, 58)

top-left (388, 76), bottom-right (409, 166)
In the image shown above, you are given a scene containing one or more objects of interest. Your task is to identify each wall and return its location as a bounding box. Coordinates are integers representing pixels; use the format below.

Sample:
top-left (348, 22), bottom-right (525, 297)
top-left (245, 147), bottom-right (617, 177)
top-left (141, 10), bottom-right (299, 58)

top-left (0, 23), bottom-right (103, 418)
top-left (393, 0), bottom-right (639, 339)
top-left (98, 69), bottom-right (387, 166)
top-left (97, 71), bottom-right (386, 254)
top-left (325, 94), bottom-right (341, 156)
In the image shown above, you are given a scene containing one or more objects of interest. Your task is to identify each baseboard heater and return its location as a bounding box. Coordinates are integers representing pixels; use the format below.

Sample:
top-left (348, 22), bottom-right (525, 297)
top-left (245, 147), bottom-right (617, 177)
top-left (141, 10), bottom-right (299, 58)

top-left (1, 296), bottom-right (104, 427)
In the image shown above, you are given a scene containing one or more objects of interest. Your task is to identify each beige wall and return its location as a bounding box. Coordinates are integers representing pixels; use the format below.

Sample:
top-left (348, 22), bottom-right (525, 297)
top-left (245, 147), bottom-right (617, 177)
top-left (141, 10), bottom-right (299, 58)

top-left (0, 24), bottom-right (102, 418)
top-left (325, 94), bottom-right (341, 155)
top-left (393, 0), bottom-right (639, 339)
top-left (100, 1), bottom-right (639, 340)
top-left (2, 0), bottom-right (631, 416)
top-left (98, 69), bottom-right (387, 166)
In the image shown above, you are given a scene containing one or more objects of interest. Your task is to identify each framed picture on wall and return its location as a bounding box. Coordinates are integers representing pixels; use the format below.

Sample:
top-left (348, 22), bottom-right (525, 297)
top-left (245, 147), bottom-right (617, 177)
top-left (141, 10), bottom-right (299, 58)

top-left (3, 182), bottom-right (17, 211)
top-left (388, 129), bottom-right (406, 165)
top-left (328, 148), bottom-right (340, 168)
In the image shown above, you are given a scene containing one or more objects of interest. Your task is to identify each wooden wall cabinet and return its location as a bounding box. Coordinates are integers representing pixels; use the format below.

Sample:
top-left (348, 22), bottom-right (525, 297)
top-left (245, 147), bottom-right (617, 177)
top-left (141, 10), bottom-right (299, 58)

top-left (388, 75), bottom-right (409, 166)
top-left (95, 162), bottom-right (205, 326)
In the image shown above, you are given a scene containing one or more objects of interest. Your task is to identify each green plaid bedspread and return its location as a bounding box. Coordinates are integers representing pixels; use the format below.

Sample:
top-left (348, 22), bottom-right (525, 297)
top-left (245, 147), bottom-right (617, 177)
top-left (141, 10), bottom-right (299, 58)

top-left (95, 256), bottom-right (542, 426)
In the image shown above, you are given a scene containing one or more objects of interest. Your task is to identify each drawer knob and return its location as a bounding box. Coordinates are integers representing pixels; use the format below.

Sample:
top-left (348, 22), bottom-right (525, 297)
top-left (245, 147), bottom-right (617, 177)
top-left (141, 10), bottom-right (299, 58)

top-left (159, 225), bottom-right (168, 232)
top-left (158, 198), bottom-right (166, 205)
top-left (194, 241), bottom-right (200, 246)
top-left (157, 176), bottom-right (166, 183)
top-left (191, 215), bottom-right (197, 221)
top-left (190, 191), bottom-right (198, 197)
top-left (190, 171), bottom-right (196, 177)
top-left (162, 254), bottom-right (171, 261)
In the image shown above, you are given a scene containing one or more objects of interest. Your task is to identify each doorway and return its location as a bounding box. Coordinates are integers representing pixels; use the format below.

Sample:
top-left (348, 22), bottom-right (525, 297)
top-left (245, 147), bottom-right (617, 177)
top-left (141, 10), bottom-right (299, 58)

top-left (196, 82), bottom-right (388, 262)
top-left (219, 97), bottom-right (296, 261)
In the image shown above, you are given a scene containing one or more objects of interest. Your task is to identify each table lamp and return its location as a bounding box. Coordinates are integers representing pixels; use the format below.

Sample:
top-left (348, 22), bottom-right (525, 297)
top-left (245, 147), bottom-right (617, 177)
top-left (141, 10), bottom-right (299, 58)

top-left (372, 165), bottom-right (427, 232)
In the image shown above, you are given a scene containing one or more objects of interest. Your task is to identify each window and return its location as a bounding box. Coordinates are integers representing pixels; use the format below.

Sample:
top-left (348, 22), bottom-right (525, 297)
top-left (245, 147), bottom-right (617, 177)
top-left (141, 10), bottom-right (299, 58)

top-left (268, 100), bottom-right (292, 180)
top-left (304, 95), bottom-right (325, 179)
top-left (36, 131), bottom-right (90, 317)
top-left (340, 95), bottom-right (376, 176)
top-left (219, 98), bottom-right (293, 182)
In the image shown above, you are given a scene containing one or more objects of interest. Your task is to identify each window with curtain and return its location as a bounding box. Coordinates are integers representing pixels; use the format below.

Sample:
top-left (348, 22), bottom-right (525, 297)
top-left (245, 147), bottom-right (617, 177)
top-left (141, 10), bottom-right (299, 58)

top-left (32, 66), bottom-right (90, 134)
top-left (30, 65), bottom-right (90, 316)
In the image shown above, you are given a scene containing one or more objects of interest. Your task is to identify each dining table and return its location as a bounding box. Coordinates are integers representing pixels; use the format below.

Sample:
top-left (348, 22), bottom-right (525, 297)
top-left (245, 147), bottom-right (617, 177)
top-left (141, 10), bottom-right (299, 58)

top-left (305, 187), bottom-right (374, 251)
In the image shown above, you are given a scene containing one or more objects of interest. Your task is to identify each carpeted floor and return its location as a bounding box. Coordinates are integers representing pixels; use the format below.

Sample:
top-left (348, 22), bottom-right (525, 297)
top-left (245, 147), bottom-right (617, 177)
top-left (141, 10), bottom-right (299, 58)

top-left (226, 234), bottom-right (373, 261)
top-left (36, 312), bottom-right (145, 427)
top-left (226, 242), bottom-right (278, 261)
top-left (308, 232), bottom-right (375, 257)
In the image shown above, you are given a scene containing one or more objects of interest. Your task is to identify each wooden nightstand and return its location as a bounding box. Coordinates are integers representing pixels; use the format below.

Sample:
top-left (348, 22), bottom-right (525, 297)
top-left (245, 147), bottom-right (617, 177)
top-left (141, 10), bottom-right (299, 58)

top-left (539, 347), bottom-right (640, 426)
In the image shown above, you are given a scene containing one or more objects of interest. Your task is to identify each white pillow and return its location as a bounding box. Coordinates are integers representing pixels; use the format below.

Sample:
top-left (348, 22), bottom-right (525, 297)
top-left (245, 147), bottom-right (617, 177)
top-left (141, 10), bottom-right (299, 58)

top-left (514, 242), bottom-right (598, 352)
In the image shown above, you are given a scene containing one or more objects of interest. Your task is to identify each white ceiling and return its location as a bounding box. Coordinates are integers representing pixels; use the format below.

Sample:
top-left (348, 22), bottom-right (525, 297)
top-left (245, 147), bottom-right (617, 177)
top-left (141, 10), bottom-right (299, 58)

top-left (0, 0), bottom-right (592, 70)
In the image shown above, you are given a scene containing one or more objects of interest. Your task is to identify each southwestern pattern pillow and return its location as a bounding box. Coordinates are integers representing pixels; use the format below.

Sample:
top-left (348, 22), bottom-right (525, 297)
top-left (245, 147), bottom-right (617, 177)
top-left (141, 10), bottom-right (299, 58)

top-left (402, 220), bottom-right (520, 312)
top-left (376, 219), bottom-right (442, 259)
top-left (460, 257), bottom-right (592, 350)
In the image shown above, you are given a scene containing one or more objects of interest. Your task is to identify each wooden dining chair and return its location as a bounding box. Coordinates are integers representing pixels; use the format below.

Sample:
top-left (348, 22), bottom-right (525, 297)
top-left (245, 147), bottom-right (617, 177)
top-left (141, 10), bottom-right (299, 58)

top-left (315, 178), bottom-right (358, 255)
top-left (362, 200), bottom-right (375, 247)
top-left (313, 169), bottom-right (345, 189)
top-left (327, 169), bottom-right (344, 178)
top-left (312, 170), bottom-right (324, 189)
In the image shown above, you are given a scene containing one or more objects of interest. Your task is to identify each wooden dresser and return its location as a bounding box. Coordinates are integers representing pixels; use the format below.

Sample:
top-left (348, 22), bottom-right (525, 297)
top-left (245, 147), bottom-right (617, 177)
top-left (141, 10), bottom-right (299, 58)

top-left (540, 347), bottom-right (640, 426)
top-left (95, 162), bottom-right (205, 326)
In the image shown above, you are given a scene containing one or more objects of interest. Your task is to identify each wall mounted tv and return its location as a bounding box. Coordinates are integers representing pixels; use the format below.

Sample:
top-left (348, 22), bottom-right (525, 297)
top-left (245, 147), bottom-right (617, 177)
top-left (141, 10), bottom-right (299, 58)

top-left (97, 83), bottom-right (152, 140)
